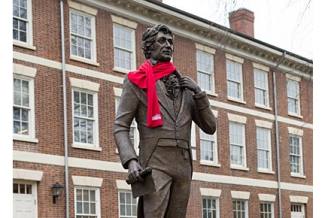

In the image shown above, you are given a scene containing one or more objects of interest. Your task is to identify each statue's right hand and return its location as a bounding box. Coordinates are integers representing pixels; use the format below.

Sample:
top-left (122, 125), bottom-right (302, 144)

top-left (127, 159), bottom-right (144, 184)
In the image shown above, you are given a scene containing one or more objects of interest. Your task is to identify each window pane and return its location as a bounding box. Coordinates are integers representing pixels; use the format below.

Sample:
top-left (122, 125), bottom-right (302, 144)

top-left (13, 183), bottom-right (18, 193)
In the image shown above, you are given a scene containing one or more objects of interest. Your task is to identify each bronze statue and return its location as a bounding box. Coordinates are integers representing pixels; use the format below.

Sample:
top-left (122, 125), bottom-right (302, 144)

top-left (114, 24), bottom-right (216, 218)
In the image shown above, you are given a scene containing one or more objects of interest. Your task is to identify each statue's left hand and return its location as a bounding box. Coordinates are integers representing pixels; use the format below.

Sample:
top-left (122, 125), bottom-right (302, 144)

top-left (179, 76), bottom-right (202, 94)
top-left (127, 159), bottom-right (144, 184)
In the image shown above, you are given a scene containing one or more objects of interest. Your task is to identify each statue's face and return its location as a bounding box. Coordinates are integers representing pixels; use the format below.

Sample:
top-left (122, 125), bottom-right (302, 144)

top-left (149, 31), bottom-right (173, 63)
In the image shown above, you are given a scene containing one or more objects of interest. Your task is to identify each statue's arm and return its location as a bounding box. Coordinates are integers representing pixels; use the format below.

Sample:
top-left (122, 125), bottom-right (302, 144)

top-left (113, 77), bottom-right (139, 169)
top-left (179, 76), bottom-right (216, 134)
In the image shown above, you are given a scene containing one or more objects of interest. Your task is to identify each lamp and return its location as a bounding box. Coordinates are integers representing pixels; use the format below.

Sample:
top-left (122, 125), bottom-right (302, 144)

top-left (51, 182), bottom-right (64, 204)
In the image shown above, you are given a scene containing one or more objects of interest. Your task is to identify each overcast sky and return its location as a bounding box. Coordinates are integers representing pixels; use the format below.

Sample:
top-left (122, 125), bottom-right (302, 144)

top-left (163, 0), bottom-right (313, 60)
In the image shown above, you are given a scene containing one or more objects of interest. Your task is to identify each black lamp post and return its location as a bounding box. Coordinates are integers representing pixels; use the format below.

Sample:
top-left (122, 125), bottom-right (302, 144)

top-left (51, 182), bottom-right (64, 204)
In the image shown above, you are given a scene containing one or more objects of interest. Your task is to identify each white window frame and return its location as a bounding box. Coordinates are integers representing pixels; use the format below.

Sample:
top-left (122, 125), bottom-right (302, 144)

top-left (13, 64), bottom-right (38, 143)
top-left (226, 54), bottom-right (245, 104)
top-left (112, 15), bottom-right (137, 74)
top-left (70, 78), bottom-right (100, 151)
top-left (286, 74), bottom-right (301, 117)
top-left (260, 202), bottom-right (274, 218)
top-left (191, 121), bottom-right (197, 160)
top-left (289, 135), bottom-right (304, 176)
top-left (255, 120), bottom-right (274, 174)
top-left (200, 188), bottom-right (221, 218)
top-left (69, 9), bottom-right (98, 65)
top-left (114, 88), bottom-right (139, 155)
top-left (258, 193), bottom-right (275, 218)
top-left (74, 186), bottom-right (101, 218)
top-left (231, 191), bottom-right (250, 218)
top-left (118, 190), bottom-right (138, 218)
top-left (232, 199), bottom-right (248, 218)
top-left (254, 68), bottom-right (269, 108)
top-left (228, 114), bottom-right (247, 170)
top-left (256, 127), bottom-right (272, 172)
top-left (196, 48), bottom-right (215, 94)
top-left (13, 0), bottom-right (36, 50)
top-left (200, 130), bottom-right (218, 166)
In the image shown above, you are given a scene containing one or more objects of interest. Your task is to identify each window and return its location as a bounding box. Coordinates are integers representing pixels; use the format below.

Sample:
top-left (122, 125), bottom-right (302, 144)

top-left (13, 0), bottom-right (34, 48)
top-left (200, 129), bottom-right (217, 164)
top-left (70, 10), bottom-right (96, 61)
top-left (119, 191), bottom-right (137, 218)
top-left (229, 122), bottom-right (246, 167)
top-left (232, 200), bottom-right (247, 218)
top-left (254, 69), bottom-right (269, 107)
top-left (197, 50), bottom-right (214, 92)
top-left (202, 198), bottom-right (219, 218)
top-left (113, 24), bottom-right (135, 71)
top-left (260, 202), bottom-right (273, 218)
top-left (73, 89), bottom-right (98, 146)
top-left (75, 187), bottom-right (100, 218)
top-left (287, 79), bottom-right (300, 115)
top-left (13, 76), bottom-right (36, 141)
top-left (290, 135), bottom-right (303, 175)
top-left (256, 127), bottom-right (271, 171)
top-left (115, 97), bottom-right (139, 155)
top-left (227, 60), bottom-right (243, 100)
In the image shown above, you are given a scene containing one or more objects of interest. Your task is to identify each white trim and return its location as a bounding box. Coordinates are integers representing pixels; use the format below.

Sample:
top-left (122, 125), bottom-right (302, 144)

top-left (226, 53), bottom-right (244, 64)
top-left (70, 55), bottom-right (100, 66)
top-left (71, 143), bottom-right (102, 151)
top-left (288, 127), bottom-right (304, 136)
top-left (13, 63), bottom-right (37, 78)
top-left (13, 41), bottom-right (36, 50)
top-left (116, 180), bottom-right (131, 190)
top-left (253, 63), bottom-right (269, 72)
top-left (195, 43), bottom-right (216, 54)
top-left (255, 120), bottom-right (273, 129)
top-left (231, 191), bottom-right (250, 200)
top-left (72, 176), bottom-right (103, 187)
top-left (286, 73), bottom-right (301, 82)
top-left (111, 15), bottom-right (138, 29)
top-left (227, 113), bottom-right (247, 124)
top-left (212, 110), bottom-right (218, 117)
top-left (200, 188), bottom-right (221, 197)
top-left (191, 121), bottom-right (196, 147)
top-left (13, 169), bottom-right (43, 181)
top-left (13, 151), bottom-right (313, 192)
top-left (70, 77), bottom-right (100, 92)
top-left (113, 87), bottom-right (123, 97)
top-left (289, 195), bottom-right (308, 203)
top-left (68, 0), bottom-right (98, 15)
top-left (12, 52), bottom-right (313, 129)
top-left (258, 194), bottom-right (276, 202)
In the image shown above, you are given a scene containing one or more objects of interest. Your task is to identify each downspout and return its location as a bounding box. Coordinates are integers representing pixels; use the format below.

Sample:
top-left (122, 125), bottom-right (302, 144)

top-left (272, 51), bottom-right (286, 218)
top-left (60, 0), bottom-right (69, 217)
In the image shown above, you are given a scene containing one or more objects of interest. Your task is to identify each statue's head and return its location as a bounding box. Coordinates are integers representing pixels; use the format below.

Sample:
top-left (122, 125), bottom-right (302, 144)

top-left (141, 24), bottom-right (174, 62)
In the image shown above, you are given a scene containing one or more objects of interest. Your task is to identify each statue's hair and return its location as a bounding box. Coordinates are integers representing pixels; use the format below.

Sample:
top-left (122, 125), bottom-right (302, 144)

top-left (141, 24), bottom-right (173, 59)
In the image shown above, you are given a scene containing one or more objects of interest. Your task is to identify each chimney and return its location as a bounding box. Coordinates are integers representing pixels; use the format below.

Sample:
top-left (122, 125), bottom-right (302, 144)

top-left (228, 8), bottom-right (255, 37)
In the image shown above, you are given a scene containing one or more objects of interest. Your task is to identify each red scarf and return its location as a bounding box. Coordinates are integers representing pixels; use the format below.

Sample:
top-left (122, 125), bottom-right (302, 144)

top-left (128, 60), bottom-right (176, 128)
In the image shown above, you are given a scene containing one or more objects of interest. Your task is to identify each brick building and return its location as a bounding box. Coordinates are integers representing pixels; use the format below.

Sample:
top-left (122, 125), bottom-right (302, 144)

top-left (12, 0), bottom-right (313, 217)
